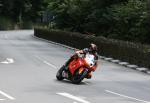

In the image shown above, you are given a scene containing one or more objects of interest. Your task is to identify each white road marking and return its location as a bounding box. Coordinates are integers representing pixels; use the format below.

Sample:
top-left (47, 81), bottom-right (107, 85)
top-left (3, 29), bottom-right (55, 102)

top-left (105, 90), bottom-right (150, 103)
top-left (57, 92), bottom-right (90, 103)
top-left (7, 58), bottom-right (14, 63)
top-left (0, 99), bottom-right (5, 100)
top-left (34, 55), bottom-right (42, 61)
top-left (0, 61), bottom-right (9, 64)
top-left (0, 58), bottom-right (14, 64)
top-left (43, 61), bottom-right (57, 69)
top-left (35, 55), bottom-right (57, 69)
top-left (0, 90), bottom-right (15, 100)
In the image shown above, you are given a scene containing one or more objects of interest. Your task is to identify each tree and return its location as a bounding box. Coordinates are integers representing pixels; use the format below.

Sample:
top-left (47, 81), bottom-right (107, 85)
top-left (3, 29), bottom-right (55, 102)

top-left (46, 0), bottom-right (127, 33)
top-left (0, 0), bottom-right (2, 13)
top-left (0, 0), bottom-right (46, 22)
top-left (47, 0), bottom-right (92, 32)
top-left (109, 0), bottom-right (150, 44)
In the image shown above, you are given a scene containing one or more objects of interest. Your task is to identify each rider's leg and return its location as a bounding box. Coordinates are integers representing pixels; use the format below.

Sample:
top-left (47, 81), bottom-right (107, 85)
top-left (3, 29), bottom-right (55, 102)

top-left (64, 58), bottom-right (72, 67)
top-left (64, 55), bottom-right (77, 68)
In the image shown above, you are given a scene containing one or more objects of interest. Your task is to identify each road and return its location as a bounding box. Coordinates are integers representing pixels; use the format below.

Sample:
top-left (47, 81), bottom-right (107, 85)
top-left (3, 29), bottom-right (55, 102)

top-left (0, 30), bottom-right (150, 103)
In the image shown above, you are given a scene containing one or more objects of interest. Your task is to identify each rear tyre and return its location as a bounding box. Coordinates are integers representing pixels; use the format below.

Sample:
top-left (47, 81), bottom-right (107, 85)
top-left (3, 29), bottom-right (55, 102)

top-left (72, 69), bottom-right (88, 84)
top-left (56, 66), bottom-right (65, 80)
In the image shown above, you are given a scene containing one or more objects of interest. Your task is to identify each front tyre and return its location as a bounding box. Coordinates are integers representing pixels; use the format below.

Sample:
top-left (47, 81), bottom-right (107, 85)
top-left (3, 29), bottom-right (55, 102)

top-left (72, 69), bottom-right (88, 84)
top-left (56, 66), bottom-right (65, 80)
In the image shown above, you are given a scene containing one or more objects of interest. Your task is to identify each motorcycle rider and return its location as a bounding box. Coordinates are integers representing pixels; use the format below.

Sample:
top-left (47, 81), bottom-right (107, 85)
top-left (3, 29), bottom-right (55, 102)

top-left (64, 43), bottom-right (98, 79)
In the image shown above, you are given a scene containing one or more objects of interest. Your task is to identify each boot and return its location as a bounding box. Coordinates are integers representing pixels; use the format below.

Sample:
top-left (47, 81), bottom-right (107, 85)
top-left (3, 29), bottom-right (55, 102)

top-left (86, 72), bottom-right (92, 79)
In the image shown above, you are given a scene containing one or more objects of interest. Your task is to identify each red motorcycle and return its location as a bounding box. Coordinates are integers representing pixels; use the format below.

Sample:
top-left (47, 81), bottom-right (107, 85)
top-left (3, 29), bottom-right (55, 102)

top-left (56, 53), bottom-right (97, 84)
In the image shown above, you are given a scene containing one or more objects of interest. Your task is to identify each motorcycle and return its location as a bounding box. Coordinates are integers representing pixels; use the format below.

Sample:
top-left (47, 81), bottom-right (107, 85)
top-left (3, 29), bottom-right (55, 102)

top-left (56, 53), bottom-right (97, 84)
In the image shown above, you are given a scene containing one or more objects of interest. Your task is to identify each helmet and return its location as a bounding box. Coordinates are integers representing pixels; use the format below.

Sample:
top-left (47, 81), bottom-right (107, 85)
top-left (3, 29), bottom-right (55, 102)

top-left (89, 43), bottom-right (97, 53)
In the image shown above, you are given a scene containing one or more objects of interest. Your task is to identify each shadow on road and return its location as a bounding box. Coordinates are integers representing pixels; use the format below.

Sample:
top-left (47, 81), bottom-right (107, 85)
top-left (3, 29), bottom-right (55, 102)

top-left (54, 79), bottom-right (88, 85)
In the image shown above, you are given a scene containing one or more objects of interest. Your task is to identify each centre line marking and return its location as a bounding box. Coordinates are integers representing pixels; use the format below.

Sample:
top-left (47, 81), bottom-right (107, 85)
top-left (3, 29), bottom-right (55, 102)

top-left (43, 61), bottom-right (57, 69)
top-left (34, 55), bottom-right (43, 61)
top-left (0, 58), bottom-right (14, 64)
top-left (35, 55), bottom-right (57, 69)
top-left (56, 92), bottom-right (90, 103)
top-left (105, 90), bottom-right (150, 103)
top-left (0, 90), bottom-right (15, 100)
top-left (0, 99), bottom-right (5, 101)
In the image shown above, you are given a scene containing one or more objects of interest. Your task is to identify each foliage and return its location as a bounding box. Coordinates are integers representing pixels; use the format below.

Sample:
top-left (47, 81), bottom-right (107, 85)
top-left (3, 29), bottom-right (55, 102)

top-left (1, 0), bottom-right (150, 44)
top-left (0, 0), bottom-right (47, 29)
top-left (46, 0), bottom-right (127, 32)
top-left (109, 0), bottom-right (150, 44)
top-left (46, 0), bottom-right (92, 32)
top-left (46, 0), bottom-right (150, 44)
top-left (0, 17), bottom-right (14, 30)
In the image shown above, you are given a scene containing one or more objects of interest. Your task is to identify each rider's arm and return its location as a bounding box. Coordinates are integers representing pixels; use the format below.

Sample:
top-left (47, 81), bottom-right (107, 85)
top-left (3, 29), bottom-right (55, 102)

top-left (75, 48), bottom-right (88, 54)
top-left (75, 50), bottom-right (84, 54)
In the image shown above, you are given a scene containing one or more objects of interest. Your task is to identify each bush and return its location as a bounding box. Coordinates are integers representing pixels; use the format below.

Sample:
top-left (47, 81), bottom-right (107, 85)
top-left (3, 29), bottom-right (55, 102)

top-left (0, 17), bottom-right (35, 30)
top-left (0, 17), bottom-right (14, 30)
top-left (46, 0), bottom-right (150, 44)
top-left (109, 0), bottom-right (150, 44)
top-left (34, 28), bottom-right (150, 69)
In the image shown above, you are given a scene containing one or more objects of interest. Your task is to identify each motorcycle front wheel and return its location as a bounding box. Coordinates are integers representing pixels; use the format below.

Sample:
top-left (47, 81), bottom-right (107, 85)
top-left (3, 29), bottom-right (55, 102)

top-left (72, 69), bottom-right (88, 84)
top-left (56, 66), bottom-right (65, 80)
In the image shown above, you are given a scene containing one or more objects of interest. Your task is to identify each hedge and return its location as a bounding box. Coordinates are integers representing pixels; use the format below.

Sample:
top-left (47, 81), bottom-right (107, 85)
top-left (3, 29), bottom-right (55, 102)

top-left (0, 17), bottom-right (33, 30)
top-left (34, 28), bottom-right (150, 69)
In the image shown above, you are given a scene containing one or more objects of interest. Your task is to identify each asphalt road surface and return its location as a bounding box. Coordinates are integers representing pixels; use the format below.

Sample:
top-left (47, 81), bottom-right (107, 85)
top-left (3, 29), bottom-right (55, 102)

top-left (0, 30), bottom-right (150, 103)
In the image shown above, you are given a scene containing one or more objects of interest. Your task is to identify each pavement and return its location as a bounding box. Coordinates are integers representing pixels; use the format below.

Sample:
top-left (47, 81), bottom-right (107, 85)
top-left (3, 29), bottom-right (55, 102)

top-left (0, 30), bottom-right (150, 103)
